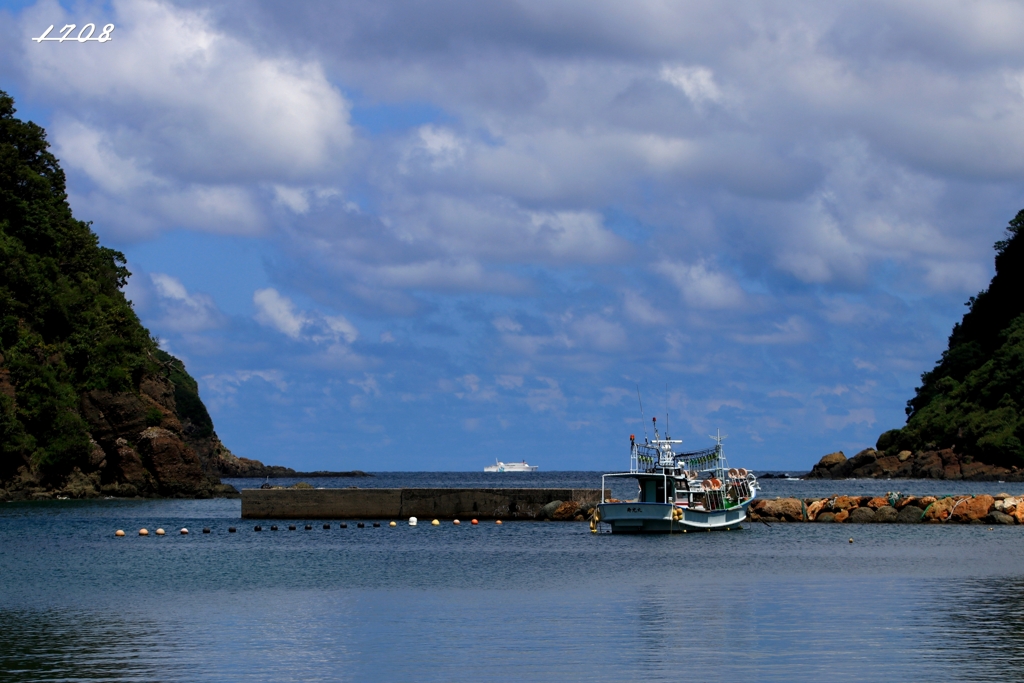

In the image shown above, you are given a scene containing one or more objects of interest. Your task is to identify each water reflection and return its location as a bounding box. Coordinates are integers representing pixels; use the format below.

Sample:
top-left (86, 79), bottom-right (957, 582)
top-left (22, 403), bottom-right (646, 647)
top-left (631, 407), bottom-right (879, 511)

top-left (0, 608), bottom-right (178, 682)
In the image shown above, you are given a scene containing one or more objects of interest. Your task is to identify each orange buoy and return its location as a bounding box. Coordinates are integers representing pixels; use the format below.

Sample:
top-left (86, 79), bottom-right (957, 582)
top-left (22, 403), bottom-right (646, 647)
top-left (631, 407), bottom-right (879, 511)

top-left (139, 528), bottom-right (149, 536)
top-left (115, 530), bottom-right (125, 537)
top-left (495, 520), bottom-right (503, 525)
top-left (471, 519), bottom-right (478, 525)
top-left (155, 528), bottom-right (165, 536)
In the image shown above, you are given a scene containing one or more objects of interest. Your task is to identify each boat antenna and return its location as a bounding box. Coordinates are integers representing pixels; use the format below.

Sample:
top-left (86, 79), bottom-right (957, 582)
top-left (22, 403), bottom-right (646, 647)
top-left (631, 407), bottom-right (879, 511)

top-left (665, 383), bottom-right (670, 440)
top-left (636, 385), bottom-right (649, 443)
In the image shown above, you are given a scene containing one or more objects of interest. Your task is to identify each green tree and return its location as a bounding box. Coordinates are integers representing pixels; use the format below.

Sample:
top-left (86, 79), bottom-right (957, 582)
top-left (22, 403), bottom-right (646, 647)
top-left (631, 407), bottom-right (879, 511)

top-left (878, 212), bottom-right (1024, 465)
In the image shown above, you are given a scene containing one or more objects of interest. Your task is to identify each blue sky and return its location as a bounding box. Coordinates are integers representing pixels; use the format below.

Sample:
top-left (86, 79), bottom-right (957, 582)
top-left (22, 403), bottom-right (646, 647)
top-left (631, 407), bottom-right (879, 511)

top-left (2, 0), bottom-right (1022, 471)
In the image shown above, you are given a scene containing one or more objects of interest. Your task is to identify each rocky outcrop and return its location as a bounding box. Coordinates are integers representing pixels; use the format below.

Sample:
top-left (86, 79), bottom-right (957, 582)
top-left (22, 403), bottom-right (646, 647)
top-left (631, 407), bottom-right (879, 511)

top-left (748, 493), bottom-right (1019, 524)
top-left (805, 448), bottom-right (1023, 481)
top-left (0, 370), bottom-right (241, 500)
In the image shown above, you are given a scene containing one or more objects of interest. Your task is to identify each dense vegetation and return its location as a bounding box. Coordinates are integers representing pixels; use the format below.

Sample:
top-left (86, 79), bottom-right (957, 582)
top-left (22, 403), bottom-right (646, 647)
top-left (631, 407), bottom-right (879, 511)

top-left (877, 211), bottom-right (1024, 465)
top-left (0, 90), bottom-right (203, 482)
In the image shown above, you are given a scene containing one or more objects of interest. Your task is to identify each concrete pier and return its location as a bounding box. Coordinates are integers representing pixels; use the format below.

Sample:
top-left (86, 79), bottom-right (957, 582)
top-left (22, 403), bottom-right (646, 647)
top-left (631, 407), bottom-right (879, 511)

top-left (241, 487), bottom-right (605, 520)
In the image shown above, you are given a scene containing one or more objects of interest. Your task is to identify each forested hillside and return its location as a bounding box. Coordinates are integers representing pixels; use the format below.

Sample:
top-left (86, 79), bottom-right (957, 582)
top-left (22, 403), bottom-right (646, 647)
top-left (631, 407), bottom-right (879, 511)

top-left (0, 90), bottom-right (264, 499)
top-left (877, 211), bottom-right (1024, 466)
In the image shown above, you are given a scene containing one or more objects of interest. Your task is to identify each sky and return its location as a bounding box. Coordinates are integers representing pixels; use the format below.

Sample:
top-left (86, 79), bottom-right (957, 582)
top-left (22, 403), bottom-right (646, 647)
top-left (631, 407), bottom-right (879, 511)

top-left (1, 0), bottom-right (1022, 471)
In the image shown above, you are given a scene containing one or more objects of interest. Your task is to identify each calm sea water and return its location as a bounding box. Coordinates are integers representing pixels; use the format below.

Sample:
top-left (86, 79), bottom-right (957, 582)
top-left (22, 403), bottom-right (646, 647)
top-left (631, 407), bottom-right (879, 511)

top-left (2, 473), bottom-right (1023, 682)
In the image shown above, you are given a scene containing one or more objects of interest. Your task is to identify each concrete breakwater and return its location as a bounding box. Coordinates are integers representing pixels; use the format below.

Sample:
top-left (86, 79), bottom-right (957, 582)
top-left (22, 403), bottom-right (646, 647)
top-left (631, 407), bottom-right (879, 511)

top-left (750, 493), bottom-right (1024, 524)
top-left (241, 488), bottom-right (606, 520)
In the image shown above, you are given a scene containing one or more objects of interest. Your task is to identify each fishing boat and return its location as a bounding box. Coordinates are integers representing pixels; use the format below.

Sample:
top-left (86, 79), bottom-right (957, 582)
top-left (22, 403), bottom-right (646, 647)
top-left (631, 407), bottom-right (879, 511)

top-left (484, 460), bottom-right (538, 472)
top-left (593, 419), bottom-right (759, 533)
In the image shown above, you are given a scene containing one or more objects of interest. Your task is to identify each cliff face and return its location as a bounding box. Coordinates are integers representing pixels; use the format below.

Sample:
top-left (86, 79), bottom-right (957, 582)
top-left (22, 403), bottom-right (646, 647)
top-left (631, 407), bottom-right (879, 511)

top-left (874, 210), bottom-right (1024, 467)
top-left (0, 90), bottom-right (252, 500)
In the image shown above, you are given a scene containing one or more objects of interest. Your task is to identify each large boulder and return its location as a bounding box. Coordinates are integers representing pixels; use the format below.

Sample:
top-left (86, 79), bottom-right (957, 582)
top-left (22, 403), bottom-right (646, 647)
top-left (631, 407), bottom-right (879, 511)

top-left (895, 505), bottom-right (924, 523)
top-left (912, 451), bottom-right (946, 479)
top-left (552, 500), bottom-right (581, 520)
top-left (805, 452), bottom-right (848, 479)
top-left (832, 495), bottom-right (865, 511)
top-left (986, 511), bottom-right (1015, 525)
top-left (759, 498), bottom-right (805, 522)
top-left (874, 506), bottom-right (898, 523)
top-left (866, 496), bottom-right (890, 510)
top-left (135, 427), bottom-right (208, 497)
top-left (816, 512), bottom-right (836, 523)
top-left (848, 507), bottom-right (876, 523)
top-left (923, 497), bottom-right (958, 522)
top-left (538, 500), bottom-right (564, 520)
top-left (833, 509), bottom-right (850, 523)
top-left (950, 495), bottom-right (994, 523)
top-left (806, 499), bottom-right (827, 520)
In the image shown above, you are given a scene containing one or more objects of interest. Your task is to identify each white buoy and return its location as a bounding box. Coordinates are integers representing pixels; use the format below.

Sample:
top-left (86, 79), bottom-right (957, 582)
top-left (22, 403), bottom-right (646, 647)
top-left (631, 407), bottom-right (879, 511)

top-left (431, 519), bottom-right (440, 526)
top-left (453, 519), bottom-right (460, 525)
top-left (180, 528), bottom-right (189, 535)
top-left (155, 528), bottom-right (165, 536)
top-left (408, 517), bottom-right (418, 526)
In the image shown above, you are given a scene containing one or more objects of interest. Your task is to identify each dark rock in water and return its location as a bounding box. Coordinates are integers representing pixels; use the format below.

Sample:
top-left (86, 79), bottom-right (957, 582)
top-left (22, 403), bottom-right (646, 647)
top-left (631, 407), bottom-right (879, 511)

top-left (874, 506), bottom-right (898, 523)
top-left (848, 507), bottom-right (876, 523)
top-left (538, 500), bottom-right (564, 520)
top-left (816, 512), bottom-right (836, 523)
top-left (896, 506), bottom-right (924, 524)
top-left (986, 511), bottom-right (1015, 525)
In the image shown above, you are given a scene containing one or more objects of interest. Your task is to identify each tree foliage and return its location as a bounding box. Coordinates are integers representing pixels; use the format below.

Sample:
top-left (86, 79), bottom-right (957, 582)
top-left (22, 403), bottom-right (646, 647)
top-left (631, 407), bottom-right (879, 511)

top-left (878, 211), bottom-right (1024, 464)
top-left (0, 91), bottom-right (208, 480)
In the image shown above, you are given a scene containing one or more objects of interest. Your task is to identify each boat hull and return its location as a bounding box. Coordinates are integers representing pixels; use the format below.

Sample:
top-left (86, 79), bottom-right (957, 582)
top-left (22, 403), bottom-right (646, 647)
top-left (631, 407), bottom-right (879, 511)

top-left (597, 502), bottom-right (749, 533)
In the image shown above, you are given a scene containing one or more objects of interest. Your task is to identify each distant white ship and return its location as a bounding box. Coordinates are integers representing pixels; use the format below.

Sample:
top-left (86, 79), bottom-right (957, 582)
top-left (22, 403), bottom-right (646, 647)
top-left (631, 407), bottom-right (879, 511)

top-left (484, 460), bottom-right (538, 473)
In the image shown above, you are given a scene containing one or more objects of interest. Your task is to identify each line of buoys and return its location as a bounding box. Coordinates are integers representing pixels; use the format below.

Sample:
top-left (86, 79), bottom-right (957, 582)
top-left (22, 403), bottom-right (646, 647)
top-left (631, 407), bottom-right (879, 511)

top-left (229, 527), bottom-right (236, 533)
top-left (323, 524), bottom-right (330, 529)
top-left (155, 528), bottom-right (165, 536)
top-left (389, 521), bottom-right (397, 527)
top-left (203, 527), bottom-right (210, 534)
top-left (453, 519), bottom-right (460, 525)
top-left (431, 519), bottom-right (440, 526)
top-left (409, 517), bottom-right (418, 526)
top-left (471, 519), bottom-right (478, 525)
top-left (373, 522), bottom-right (381, 527)
top-left (180, 528), bottom-right (188, 535)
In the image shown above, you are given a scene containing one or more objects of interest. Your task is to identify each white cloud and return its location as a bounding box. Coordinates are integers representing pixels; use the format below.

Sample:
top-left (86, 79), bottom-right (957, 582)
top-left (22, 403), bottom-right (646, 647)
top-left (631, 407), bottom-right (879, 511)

top-left (654, 260), bottom-right (745, 309)
top-left (621, 290), bottom-right (668, 325)
top-left (253, 289), bottom-right (308, 339)
top-left (660, 65), bottom-right (724, 107)
top-left (734, 316), bottom-right (812, 345)
top-left (150, 273), bottom-right (223, 333)
top-left (253, 288), bottom-right (358, 344)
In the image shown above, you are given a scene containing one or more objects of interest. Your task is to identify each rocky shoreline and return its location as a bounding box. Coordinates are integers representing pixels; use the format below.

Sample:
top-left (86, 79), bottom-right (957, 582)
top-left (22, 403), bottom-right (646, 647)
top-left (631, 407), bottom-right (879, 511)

top-left (750, 493), bottom-right (1024, 524)
top-left (805, 448), bottom-right (1024, 481)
